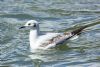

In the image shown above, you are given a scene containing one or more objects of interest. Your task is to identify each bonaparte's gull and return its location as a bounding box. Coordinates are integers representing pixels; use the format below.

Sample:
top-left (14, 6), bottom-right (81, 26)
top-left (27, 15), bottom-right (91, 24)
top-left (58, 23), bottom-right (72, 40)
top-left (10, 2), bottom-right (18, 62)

top-left (19, 20), bottom-right (86, 50)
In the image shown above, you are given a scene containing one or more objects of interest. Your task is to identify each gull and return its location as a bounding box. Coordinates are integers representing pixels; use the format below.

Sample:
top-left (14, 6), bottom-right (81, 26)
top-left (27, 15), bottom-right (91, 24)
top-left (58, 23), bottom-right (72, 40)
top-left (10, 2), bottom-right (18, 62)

top-left (19, 20), bottom-right (86, 51)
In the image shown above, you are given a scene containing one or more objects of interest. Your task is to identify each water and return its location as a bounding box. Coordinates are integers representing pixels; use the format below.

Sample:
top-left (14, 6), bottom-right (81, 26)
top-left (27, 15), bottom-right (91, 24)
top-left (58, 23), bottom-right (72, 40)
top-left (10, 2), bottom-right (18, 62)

top-left (0, 0), bottom-right (100, 67)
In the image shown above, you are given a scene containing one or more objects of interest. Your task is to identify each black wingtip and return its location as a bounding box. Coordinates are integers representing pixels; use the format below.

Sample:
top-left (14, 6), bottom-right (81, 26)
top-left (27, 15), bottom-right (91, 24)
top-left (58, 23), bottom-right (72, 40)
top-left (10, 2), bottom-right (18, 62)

top-left (71, 26), bottom-right (86, 35)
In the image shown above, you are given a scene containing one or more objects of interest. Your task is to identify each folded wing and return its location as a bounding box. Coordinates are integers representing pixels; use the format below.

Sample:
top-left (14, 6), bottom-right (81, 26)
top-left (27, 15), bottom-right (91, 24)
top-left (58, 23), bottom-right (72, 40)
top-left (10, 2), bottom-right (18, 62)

top-left (38, 32), bottom-right (72, 49)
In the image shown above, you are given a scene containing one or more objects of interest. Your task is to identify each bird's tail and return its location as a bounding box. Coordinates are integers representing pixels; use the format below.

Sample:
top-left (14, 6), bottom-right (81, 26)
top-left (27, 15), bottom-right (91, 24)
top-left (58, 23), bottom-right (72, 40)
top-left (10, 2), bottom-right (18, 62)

top-left (71, 19), bottom-right (100, 35)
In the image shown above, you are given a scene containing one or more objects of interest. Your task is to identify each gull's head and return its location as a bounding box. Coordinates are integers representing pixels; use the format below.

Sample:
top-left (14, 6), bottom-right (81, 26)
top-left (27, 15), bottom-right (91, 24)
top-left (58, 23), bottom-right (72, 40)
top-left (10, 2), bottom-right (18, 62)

top-left (19, 20), bottom-right (39, 30)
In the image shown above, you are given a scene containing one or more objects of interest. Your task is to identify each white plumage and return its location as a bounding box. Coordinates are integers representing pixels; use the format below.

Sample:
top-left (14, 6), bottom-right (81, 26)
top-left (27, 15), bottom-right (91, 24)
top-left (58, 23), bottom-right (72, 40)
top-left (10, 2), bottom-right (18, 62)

top-left (19, 20), bottom-right (77, 51)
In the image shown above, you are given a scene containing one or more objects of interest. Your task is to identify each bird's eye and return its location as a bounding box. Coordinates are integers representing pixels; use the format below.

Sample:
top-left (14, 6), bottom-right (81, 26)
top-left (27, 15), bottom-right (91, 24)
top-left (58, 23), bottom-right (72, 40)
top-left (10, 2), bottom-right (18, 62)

top-left (28, 23), bottom-right (31, 25)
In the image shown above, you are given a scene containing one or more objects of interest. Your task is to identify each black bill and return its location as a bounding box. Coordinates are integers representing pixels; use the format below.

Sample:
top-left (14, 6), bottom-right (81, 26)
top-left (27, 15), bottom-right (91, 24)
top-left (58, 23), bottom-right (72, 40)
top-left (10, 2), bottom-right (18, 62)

top-left (19, 26), bottom-right (25, 29)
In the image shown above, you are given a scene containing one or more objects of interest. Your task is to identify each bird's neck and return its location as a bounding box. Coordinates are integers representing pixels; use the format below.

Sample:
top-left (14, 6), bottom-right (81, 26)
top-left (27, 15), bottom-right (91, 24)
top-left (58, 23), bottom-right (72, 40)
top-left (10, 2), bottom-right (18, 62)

top-left (29, 29), bottom-right (39, 49)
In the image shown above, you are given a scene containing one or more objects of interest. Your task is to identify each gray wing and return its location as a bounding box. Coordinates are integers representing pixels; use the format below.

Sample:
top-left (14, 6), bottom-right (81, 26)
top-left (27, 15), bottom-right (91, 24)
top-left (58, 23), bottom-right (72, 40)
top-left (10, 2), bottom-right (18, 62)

top-left (39, 32), bottom-right (72, 48)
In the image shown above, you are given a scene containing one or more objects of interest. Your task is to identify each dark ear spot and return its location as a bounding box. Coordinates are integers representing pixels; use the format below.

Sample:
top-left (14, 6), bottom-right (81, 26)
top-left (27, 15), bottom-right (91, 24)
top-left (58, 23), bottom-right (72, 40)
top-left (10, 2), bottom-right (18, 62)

top-left (33, 24), bottom-right (36, 27)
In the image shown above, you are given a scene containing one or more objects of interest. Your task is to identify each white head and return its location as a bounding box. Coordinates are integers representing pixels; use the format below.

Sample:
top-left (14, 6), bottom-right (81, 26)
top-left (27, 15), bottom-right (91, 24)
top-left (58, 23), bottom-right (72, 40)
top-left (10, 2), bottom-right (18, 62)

top-left (19, 20), bottom-right (39, 30)
top-left (20, 20), bottom-right (40, 49)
